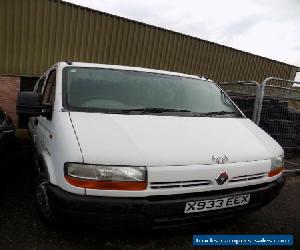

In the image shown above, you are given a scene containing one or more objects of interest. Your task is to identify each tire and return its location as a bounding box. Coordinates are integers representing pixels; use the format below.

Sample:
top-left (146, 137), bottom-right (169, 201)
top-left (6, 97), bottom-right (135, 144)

top-left (35, 174), bottom-right (57, 225)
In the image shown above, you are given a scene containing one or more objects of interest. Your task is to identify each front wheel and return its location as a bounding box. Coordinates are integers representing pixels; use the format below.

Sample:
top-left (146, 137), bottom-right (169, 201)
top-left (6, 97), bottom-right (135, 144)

top-left (35, 175), bottom-right (57, 225)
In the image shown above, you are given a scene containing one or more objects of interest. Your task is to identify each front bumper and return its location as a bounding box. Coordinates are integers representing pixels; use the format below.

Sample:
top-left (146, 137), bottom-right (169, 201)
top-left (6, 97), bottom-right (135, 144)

top-left (47, 175), bottom-right (285, 229)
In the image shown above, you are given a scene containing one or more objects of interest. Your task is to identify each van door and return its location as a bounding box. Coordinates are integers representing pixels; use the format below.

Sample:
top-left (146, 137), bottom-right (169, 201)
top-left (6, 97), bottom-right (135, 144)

top-left (35, 69), bottom-right (56, 159)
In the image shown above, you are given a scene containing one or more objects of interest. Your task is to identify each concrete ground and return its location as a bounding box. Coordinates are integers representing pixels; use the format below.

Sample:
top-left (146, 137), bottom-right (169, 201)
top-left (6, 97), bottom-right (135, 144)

top-left (0, 132), bottom-right (299, 250)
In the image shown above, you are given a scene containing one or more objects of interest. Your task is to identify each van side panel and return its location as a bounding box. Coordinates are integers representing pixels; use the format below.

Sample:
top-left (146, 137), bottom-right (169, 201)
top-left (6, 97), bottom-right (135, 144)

top-left (38, 111), bottom-right (85, 195)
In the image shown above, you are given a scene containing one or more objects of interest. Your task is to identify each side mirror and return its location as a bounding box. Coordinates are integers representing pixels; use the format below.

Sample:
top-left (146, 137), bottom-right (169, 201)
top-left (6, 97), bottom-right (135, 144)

top-left (16, 92), bottom-right (52, 119)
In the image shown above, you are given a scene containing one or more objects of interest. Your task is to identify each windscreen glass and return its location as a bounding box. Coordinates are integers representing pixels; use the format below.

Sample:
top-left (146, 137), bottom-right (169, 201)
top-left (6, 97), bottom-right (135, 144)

top-left (63, 67), bottom-right (240, 116)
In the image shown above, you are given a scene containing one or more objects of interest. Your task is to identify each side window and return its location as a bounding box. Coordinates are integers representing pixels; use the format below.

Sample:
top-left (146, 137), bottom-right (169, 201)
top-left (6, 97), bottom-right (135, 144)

top-left (34, 76), bottom-right (46, 93)
top-left (42, 70), bottom-right (56, 105)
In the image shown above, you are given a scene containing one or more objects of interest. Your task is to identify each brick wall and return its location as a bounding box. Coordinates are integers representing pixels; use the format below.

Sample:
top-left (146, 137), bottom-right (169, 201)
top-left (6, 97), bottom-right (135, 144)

top-left (0, 75), bottom-right (20, 126)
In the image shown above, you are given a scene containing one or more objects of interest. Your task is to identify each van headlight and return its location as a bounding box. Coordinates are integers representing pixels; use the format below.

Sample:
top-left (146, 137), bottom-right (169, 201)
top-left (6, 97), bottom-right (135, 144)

top-left (268, 156), bottom-right (284, 177)
top-left (64, 163), bottom-right (147, 190)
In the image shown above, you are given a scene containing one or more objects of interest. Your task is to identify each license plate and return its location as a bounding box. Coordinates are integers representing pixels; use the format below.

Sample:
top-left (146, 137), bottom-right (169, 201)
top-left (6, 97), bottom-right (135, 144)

top-left (184, 194), bottom-right (251, 213)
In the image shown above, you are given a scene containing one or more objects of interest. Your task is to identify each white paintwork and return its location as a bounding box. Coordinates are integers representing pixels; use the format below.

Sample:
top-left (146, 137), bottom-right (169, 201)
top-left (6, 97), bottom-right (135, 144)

top-left (70, 112), bottom-right (282, 166)
top-left (30, 61), bottom-right (284, 198)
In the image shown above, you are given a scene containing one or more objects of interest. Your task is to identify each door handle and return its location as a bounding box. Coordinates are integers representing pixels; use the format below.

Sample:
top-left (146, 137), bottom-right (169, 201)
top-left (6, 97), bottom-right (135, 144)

top-left (34, 119), bottom-right (38, 126)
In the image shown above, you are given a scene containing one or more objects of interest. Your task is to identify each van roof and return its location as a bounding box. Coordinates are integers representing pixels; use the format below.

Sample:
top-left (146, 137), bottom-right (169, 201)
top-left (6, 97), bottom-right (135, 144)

top-left (58, 61), bottom-right (210, 81)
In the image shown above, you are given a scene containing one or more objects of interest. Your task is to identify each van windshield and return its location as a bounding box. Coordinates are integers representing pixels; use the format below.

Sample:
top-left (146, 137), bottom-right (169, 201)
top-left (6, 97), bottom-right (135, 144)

top-left (63, 67), bottom-right (242, 117)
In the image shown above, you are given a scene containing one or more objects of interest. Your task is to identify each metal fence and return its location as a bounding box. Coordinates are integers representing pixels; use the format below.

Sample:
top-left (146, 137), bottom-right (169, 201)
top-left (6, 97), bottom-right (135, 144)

top-left (219, 77), bottom-right (300, 170)
top-left (258, 78), bottom-right (300, 168)
top-left (218, 81), bottom-right (261, 122)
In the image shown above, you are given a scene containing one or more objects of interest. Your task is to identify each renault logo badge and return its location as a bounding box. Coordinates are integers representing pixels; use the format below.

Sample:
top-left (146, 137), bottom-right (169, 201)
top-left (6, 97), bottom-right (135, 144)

top-left (215, 171), bottom-right (229, 185)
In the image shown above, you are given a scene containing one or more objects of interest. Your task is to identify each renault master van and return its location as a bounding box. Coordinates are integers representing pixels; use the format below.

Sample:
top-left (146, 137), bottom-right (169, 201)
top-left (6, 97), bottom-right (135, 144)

top-left (17, 62), bottom-right (285, 228)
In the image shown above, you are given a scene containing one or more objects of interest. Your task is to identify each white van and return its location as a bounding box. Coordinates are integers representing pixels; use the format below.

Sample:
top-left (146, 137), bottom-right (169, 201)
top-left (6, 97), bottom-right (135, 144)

top-left (17, 62), bottom-right (285, 228)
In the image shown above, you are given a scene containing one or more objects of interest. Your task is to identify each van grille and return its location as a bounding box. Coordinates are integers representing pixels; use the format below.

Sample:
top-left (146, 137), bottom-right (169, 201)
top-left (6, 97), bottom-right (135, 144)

top-left (229, 173), bottom-right (267, 183)
top-left (150, 180), bottom-right (212, 189)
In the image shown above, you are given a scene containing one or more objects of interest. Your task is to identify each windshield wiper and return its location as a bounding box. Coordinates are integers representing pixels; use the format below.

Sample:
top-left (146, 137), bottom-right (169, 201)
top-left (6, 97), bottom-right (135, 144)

top-left (120, 107), bottom-right (193, 114)
top-left (116, 108), bottom-right (242, 117)
top-left (200, 111), bottom-right (243, 117)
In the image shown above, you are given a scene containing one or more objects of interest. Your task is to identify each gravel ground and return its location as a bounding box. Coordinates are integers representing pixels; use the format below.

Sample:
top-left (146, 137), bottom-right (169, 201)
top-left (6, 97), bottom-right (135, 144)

top-left (0, 135), bottom-right (299, 250)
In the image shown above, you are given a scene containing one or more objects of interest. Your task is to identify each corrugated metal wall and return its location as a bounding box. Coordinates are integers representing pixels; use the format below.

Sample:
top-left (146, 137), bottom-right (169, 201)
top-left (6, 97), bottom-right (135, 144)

top-left (0, 0), bottom-right (297, 82)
